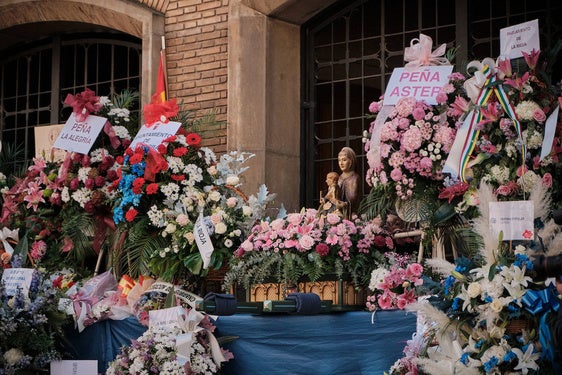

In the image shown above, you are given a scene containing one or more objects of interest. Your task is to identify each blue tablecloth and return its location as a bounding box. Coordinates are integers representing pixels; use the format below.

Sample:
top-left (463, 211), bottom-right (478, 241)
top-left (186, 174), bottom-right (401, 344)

top-left (66, 310), bottom-right (417, 374)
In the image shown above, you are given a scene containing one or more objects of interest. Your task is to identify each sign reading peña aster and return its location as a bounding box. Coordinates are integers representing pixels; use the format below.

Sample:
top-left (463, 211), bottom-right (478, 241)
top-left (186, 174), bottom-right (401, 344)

top-left (383, 65), bottom-right (453, 105)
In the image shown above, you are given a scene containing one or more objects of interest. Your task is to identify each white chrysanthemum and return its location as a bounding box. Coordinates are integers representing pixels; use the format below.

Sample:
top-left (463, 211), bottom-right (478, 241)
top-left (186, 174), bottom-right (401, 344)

top-left (184, 164), bottom-right (203, 185)
top-left (99, 96), bottom-right (112, 106)
top-left (61, 186), bottom-right (71, 202)
top-left (89, 148), bottom-right (107, 163)
top-left (102, 185), bottom-right (117, 200)
top-left (71, 187), bottom-right (92, 207)
top-left (515, 100), bottom-right (540, 121)
top-left (166, 156), bottom-right (184, 174)
top-left (77, 167), bottom-right (92, 183)
top-left (523, 129), bottom-right (543, 149)
top-left (161, 183), bottom-right (180, 201)
top-left (518, 170), bottom-right (539, 193)
top-left (368, 267), bottom-right (389, 291)
top-left (112, 125), bottom-right (131, 139)
top-left (108, 107), bottom-right (130, 120)
top-left (148, 205), bottom-right (166, 227)
top-left (489, 165), bottom-right (510, 184)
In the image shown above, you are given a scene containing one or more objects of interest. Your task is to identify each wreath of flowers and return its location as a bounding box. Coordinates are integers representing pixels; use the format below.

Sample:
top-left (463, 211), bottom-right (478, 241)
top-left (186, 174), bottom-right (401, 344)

top-left (224, 209), bottom-right (394, 289)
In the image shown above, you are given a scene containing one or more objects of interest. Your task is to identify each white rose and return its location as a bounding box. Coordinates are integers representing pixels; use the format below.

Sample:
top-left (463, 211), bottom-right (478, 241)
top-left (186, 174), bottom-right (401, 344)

top-left (226, 175), bottom-right (240, 185)
top-left (4, 348), bottom-right (24, 366)
top-left (208, 190), bottom-right (221, 202)
top-left (242, 205), bottom-right (252, 216)
top-left (165, 223), bottom-right (177, 234)
top-left (467, 282), bottom-right (482, 298)
top-left (490, 298), bottom-right (504, 313)
top-left (214, 222), bottom-right (227, 234)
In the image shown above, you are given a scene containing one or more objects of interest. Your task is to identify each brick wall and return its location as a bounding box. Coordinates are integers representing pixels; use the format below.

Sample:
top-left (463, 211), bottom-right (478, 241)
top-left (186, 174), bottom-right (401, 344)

top-left (141, 0), bottom-right (229, 152)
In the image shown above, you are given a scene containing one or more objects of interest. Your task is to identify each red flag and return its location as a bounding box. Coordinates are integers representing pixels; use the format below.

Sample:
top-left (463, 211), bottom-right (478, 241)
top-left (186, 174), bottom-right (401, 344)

top-left (155, 50), bottom-right (167, 102)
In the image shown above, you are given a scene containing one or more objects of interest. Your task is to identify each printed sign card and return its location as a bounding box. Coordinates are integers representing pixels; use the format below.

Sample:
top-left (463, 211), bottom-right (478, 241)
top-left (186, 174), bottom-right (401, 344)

top-left (53, 113), bottom-right (107, 154)
top-left (500, 19), bottom-right (540, 59)
top-left (35, 124), bottom-right (67, 162)
top-left (1, 268), bottom-right (35, 296)
top-left (149, 305), bottom-right (187, 330)
top-left (129, 121), bottom-right (182, 151)
top-left (50, 360), bottom-right (97, 375)
top-left (383, 65), bottom-right (453, 105)
top-left (489, 201), bottom-right (534, 241)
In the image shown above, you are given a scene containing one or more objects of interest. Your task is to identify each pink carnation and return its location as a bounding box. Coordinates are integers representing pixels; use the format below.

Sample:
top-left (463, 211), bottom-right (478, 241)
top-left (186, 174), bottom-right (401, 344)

top-left (390, 168), bottom-right (403, 182)
top-left (401, 127), bottom-right (423, 152)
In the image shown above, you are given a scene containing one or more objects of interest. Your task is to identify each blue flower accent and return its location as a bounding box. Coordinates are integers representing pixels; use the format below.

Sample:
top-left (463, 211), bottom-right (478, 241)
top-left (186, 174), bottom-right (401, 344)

top-left (483, 356), bottom-right (498, 372)
top-left (503, 350), bottom-right (516, 362)
top-left (460, 352), bottom-right (470, 365)
top-left (451, 297), bottom-right (461, 311)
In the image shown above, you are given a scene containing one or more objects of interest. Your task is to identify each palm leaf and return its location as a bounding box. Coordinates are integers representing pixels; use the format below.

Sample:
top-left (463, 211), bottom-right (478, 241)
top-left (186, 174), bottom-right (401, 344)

top-left (358, 186), bottom-right (393, 220)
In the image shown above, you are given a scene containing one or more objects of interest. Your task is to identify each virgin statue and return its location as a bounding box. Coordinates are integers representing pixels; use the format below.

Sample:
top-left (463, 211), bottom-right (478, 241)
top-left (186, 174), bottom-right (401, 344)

top-left (337, 147), bottom-right (361, 220)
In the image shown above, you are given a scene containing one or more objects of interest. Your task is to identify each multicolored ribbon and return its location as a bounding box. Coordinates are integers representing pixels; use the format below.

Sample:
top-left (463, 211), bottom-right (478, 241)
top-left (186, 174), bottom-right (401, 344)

top-left (457, 65), bottom-right (494, 182)
top-left (451, 64), bottom-right (528, 182)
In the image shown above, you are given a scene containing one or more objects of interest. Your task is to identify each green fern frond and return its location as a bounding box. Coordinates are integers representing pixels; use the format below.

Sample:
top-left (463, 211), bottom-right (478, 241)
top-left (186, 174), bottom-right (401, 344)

top-left (358, 186), bottom-right (393, 220)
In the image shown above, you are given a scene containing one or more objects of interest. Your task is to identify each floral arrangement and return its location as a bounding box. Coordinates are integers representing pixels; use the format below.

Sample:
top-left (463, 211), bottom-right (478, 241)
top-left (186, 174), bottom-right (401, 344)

top-left (112, 133), bottom-right (275, 281)
top-left (223, 209), bottom-right (394, 290)
top-left (365, 252), bottom-right (424, 311)
top-left (388, 183), bottom-right (562, 375)
top-left (0, 264), bottom-right (72, 373)
top-left (434, 49), bottom-right (561, 212)
top-left (0, 89), bottom-right (137, 274)
top-left (106, 311), bottom-right (234, 375)
top-left (366, 95), bottom-right (459, 201)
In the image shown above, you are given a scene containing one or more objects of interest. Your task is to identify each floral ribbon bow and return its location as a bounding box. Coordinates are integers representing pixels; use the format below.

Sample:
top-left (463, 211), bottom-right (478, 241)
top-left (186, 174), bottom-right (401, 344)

top-left (0, 227), bottom-right (18, 255)
top-left (143, 92), bottom-right (179, 127)
top-left (176, 308), bottom-right (227, 368)
top-left (64, 88), bottom-right (103, 122)
top-left (403, 34), bottom-right (449, 68)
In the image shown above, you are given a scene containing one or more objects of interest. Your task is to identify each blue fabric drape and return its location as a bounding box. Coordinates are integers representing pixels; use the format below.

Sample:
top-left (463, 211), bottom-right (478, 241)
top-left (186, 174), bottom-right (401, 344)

top-left (66, 310), bottom-right (416, 374)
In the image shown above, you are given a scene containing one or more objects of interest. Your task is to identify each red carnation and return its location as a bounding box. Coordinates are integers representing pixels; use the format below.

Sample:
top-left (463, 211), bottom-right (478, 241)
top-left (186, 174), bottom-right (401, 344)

top-left (171, 174), bottom-right (185, 182)
top-left (125, 148), bottom-right (134, 156)
top-left (173, 147), bottom-right (188, 157)
top-left (146, 183), bottom-right (159, 195)
top-left (315, 243), bottom-right (330, 257)
top-left (129, 153), bottom-right (143, 164)
top-left (186, 133), bottom-right (202, 146)
top-left (125, 208), bottom-right (138, 222)
top-left (373, 235), bottom-right (387, 248)
top-left (158, 144), bottom-right (167, 154)
top-left (163, 135), bottom-right (177, 143)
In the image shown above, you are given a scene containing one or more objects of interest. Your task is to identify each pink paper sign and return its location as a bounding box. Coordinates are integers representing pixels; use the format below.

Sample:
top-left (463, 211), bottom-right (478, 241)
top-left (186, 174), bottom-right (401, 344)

top-left (383, 65), bottom-right (453, 105)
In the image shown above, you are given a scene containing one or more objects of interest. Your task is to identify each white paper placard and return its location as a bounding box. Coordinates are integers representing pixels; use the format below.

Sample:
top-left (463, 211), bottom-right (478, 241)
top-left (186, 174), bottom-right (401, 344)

top-left (489, 201), bottom-right (534, 241)
top-left (129, 121), bottom-right (182, 151)
top-left (1, 268), bottom-right (34, 296)
top-left (500, 19), bottom-right (540, 59)
top-left (50, 360), bottom-right (97, 375)
top-left (383, 65), bottom-right (453, 105)
top-left (53, 113), bottom-right (107, 154)
top-left (35, 124), bottom-right (67, 162)
top-left (149, 305), bottom-right (186, 330)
